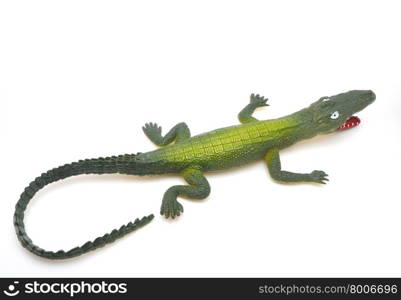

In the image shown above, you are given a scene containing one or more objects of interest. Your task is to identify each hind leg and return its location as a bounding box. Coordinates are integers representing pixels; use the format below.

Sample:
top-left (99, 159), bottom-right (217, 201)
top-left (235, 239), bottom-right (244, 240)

top-left (160, 167), bottom-right (210, 219)
top-left (142, 122), bottom-right (190, 146)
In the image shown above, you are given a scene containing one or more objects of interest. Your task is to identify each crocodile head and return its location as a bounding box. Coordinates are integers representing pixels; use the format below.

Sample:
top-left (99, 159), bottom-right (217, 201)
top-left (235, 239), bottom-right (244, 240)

top-left (309, 90), bottom-right (375, 134)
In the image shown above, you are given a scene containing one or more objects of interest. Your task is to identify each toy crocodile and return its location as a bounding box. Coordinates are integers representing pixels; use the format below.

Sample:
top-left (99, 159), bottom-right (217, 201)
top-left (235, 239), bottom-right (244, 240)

top-left (14, 90), bottom-right (375, 259)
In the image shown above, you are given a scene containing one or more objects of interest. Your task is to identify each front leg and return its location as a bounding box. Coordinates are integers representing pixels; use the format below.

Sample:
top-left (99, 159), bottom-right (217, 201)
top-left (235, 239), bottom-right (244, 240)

top-left (238, 93), bottom-right (269, 124)
top-left (161, 167), bottom-right (210, 219)
top-left (142, 122), bottom-right (190, 146)
top-left (265, 148), bottom-right (329, 184)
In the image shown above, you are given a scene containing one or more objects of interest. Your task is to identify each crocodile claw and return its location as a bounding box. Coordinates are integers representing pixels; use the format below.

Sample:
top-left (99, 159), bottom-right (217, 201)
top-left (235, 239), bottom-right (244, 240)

top-left (142, 122), bottom-right (162, 136)
top-left (310, 170), bottom-right (329, 184)
top-left (250, 93), bottom-right (269, 107)
top-left (160, 199), bottom-right (183, 219)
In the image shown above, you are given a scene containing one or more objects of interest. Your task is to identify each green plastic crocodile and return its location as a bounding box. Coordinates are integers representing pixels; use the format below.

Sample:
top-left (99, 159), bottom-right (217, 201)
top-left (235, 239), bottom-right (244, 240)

top-left (14, 90), bottom-right (375, 259)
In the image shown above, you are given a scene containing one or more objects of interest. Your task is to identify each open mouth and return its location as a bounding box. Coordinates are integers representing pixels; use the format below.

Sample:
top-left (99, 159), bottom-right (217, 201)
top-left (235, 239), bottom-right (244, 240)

top-left (337, 116), bottom-right (361, 131)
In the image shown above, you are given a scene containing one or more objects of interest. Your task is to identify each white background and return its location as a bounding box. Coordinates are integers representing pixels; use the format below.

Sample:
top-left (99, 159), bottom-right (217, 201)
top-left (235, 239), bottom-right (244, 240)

top-left (1, 0), bottom-right (400, 277)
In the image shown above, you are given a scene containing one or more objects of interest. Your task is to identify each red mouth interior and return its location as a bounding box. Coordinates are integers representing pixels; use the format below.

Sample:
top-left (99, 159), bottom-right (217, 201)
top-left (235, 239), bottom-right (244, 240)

top-left (337, 116), bottom-right (361, 131)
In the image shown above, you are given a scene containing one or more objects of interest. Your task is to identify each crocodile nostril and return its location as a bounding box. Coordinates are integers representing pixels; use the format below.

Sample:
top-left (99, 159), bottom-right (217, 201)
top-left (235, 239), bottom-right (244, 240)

top-left (369, 90), bottom-right (376, 100)
top-left (364, 90), bottom-right (376, 102)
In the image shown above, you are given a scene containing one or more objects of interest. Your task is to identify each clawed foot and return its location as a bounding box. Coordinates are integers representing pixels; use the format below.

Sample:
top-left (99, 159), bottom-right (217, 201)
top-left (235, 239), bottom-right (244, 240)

top-left (160, 199), bottom-right (183, 219)
top-left (310, 170), bottom-right (329, 184)
top-left (143, 122), bottom-right (162, 137)
top-left (250, 94), bottom-right (269, 107)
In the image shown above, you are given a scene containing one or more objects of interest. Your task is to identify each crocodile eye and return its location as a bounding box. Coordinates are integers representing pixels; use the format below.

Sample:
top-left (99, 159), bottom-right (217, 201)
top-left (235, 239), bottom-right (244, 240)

top-left (330, 111), bottom-right (339, 119)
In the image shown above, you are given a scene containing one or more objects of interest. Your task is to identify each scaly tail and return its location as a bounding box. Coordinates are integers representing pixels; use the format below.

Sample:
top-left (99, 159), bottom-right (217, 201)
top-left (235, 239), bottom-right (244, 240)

top-left (14, 153), bottom-right (154, 260)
